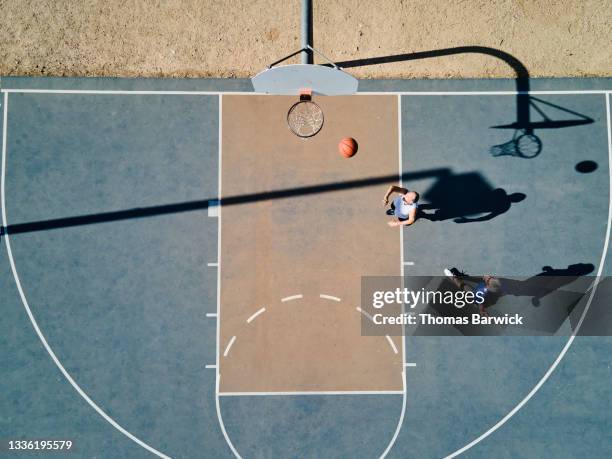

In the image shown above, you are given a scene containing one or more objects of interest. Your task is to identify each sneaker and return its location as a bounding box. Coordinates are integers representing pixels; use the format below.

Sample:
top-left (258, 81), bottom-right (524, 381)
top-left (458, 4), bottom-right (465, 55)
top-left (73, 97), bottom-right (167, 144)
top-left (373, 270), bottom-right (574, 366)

top-left (386, 208), bottom-right (394, 216)
top-left (445, 267), bottom-right (467, 291)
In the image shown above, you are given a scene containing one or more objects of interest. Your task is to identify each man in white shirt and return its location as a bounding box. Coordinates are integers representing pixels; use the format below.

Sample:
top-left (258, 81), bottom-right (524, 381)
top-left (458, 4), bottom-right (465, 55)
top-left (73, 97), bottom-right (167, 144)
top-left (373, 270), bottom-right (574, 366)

top-left (382, 186), bottom-right (419, 227)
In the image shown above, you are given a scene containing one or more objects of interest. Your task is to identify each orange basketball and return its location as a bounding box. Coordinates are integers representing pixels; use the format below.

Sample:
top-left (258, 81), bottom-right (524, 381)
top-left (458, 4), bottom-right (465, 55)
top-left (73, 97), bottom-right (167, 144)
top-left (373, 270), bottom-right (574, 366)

top-left (339, 137), bottom-right (358, 158)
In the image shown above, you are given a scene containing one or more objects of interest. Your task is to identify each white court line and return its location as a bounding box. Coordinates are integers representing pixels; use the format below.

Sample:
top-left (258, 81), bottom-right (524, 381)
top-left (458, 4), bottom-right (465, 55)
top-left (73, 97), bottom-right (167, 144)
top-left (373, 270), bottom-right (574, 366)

top-left (219, 390), bottom-right (405, 396)
top-left (385, 335), bottom-right (399, 354)
top-left (404, 363), bottom-right (417, 367)
top-left (356, 304), bottom-right (404, 361)
top-left (356, 306), bottom-right (375, 322)
top-left (380, 93), bottom-right (408, 459)
top-left (206, 313), bottom-right (217, 318)
top-left (319, 294), bottom-right (341, 302)
top-left (403, 261), bottom-right (415, 266)
top-left (246, 307), bottom-right (266, 324)
top-left (214, 94), bottom-right (242, 459)
top-left (208, 200), bottom-right (220, 217)
top-left (584, 278), bottom-right (598, 295)
top-left (445, 91), bottom-right (612, 458)
top-left (1, 93), bottom-right (171, 459)
top-left (358, 90), bottom-right (610, 96)
top-left (0, 88), bottom-right (609, 95)
top-left (205, 364), bottom-right (217, 369)
top-left (281, 294), bottom-right (303, 302)
top-left (207, 262), bottom-right (218, 267)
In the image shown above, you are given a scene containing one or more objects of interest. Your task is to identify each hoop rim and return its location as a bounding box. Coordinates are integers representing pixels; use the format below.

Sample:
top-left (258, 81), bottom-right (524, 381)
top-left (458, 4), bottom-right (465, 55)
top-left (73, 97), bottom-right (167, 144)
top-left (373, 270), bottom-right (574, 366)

top-left (515, 133), bottom-right (542, 158)
top-left (286, 99), bottom-right (324, 138)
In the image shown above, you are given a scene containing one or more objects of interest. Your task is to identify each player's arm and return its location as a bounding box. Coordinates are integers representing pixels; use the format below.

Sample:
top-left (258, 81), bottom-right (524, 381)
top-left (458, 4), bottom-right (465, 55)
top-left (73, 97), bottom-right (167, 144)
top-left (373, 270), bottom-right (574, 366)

top-left (399, 207), bottom-right (417, 226)
top-left (387, 207), bottom-right (417, 227)
top-left (382, 185), bottom-right (408, 205)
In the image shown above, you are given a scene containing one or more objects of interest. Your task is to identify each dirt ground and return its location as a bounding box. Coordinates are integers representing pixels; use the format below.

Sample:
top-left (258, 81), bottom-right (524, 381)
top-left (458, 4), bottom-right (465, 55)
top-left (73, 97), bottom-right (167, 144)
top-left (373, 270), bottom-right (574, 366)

top-left (0, 0), bottom-right (610, 79)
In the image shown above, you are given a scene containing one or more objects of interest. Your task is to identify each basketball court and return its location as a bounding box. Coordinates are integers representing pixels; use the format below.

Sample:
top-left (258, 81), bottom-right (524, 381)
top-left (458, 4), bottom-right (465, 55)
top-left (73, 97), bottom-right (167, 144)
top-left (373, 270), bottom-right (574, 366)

top-left (1, 72), bottom-right (611, 458)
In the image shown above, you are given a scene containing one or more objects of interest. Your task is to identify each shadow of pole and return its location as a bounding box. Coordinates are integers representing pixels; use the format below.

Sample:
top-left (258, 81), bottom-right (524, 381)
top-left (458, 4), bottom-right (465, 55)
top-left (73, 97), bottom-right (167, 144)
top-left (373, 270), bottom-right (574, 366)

top-left (329, 45), bottom-right (594, 159)
top-left (2, 168), bottom-right (452, 235)
top-left (328, 45), bottom-right (531, 132)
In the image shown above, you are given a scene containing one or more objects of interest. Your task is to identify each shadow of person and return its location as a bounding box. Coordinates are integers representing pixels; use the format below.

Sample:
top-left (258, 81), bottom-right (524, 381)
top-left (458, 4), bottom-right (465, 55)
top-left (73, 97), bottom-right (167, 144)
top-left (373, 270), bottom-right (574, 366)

top-left (416, 263), bottom-right (595, 336)
top-left (487, 263), bottom-right (595, 334)
top-left (453, 189), bottom-right (526, 223)
top-left (417, 172), bottom-right (526, 223)
top-left (491, 263), bottom-right (595, 308)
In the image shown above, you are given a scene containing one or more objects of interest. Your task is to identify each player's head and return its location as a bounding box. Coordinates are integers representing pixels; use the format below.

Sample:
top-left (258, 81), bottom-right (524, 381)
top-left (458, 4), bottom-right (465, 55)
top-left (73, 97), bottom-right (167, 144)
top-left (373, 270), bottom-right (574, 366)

top-left (403, 191), bottom-right (419, 204)
top-left (483, 276), bottom-right (501, 293)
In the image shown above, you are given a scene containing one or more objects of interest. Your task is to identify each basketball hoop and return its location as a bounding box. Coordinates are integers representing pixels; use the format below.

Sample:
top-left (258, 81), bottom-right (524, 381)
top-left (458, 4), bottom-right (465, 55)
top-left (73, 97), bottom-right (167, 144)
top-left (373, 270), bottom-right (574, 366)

top-left (287, 89), bottom-right (324, 138)
top-left (514, 132), bottom-right (542, 158)
top-left (490, 129), bottom-right (542, 158)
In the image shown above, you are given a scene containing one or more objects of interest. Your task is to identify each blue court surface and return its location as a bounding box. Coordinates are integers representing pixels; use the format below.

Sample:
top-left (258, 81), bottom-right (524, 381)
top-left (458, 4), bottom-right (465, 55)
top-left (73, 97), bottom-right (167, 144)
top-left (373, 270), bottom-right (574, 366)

top-left (1, 76), bottom-right (611, 458)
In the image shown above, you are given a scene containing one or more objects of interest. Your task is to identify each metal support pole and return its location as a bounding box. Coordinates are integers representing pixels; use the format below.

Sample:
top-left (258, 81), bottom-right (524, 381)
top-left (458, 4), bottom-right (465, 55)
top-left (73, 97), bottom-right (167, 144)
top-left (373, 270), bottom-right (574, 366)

top-left (301, 0), bottom-right (313, 64)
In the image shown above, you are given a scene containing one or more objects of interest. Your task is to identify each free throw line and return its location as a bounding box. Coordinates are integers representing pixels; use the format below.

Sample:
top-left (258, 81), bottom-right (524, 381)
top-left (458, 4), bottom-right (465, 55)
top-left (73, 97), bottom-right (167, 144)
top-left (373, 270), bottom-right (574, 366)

top-left (218, 390), bottom-right (405, 396)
